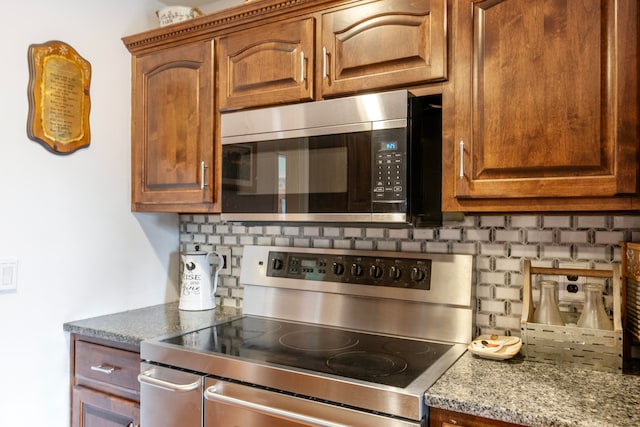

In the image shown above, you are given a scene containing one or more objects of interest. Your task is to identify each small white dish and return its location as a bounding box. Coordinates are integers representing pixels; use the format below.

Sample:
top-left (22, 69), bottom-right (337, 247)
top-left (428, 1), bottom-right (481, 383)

top-left (467, 335), bottom-right (522, 360)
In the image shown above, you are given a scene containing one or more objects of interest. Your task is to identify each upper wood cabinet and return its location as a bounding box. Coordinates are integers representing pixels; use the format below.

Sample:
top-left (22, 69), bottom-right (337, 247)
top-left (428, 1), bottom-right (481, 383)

top-left (443, 0), bottom-right (639, 212)
top-left (218, 18), bottom-right (315, 111)
top-left (131, 40), bottom-right (216, 212)
top-left (217, 0), bottom-right (448, 111)
top-left (320, 0), bottom-right (447, 97)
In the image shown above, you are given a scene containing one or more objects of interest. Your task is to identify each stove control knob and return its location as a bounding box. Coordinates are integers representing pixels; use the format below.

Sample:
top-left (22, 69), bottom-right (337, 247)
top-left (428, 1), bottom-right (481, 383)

top-left (350, 263), bottom-right (363, 277)
top-left (369, 265), bottom-right (383, 279)
top-left (389, 265), bottom-right (402, 280)
top-left (411, 267), bottom-right (426, 282)
top-left (332, 262), bottom-right (345, 275)
top-left (271, 258), bottom-right (284, 270)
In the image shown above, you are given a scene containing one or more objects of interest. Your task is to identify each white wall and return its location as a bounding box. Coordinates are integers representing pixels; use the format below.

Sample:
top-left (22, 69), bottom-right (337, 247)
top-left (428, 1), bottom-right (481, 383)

top-left (0, 1), bottom-right (177, 425)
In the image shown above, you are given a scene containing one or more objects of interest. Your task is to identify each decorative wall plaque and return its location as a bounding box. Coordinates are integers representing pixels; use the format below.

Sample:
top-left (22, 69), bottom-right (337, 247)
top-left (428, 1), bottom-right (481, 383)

top-left (27, 41), bottom-right (91, 154)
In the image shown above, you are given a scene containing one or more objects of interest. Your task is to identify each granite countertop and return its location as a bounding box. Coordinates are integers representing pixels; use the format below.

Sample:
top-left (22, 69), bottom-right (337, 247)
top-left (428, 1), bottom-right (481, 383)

top-left (63, 301), bottom-right (242, 348)
top-left (425, 352), bottom-right (640, 427)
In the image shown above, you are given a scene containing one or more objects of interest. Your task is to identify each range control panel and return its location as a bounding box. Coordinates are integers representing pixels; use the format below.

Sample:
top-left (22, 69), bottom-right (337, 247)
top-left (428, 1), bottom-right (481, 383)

top-left (266, 251), bottom-right (431, 290)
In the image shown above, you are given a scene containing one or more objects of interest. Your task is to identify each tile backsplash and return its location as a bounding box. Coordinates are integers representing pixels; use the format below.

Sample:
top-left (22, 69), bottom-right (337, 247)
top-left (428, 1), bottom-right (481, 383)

top-left (179, 214), bottom-right (640, 337)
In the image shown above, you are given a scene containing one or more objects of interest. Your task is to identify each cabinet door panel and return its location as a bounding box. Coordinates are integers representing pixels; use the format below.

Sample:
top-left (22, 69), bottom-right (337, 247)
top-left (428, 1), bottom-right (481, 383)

top-left (218, 18), bottom-right (315, 110)
top-left (452, 0), bottom-right (638, 200)
top-left (321, 0), bottom-right (446, 96)
top-left (132, 40), bottom-right (214, 209)
top-left (72, 386), bottom-right (139, 427)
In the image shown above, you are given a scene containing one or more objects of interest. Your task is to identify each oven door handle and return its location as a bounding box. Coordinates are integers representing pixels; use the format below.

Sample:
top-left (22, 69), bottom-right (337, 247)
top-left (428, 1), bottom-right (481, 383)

top-left (205, 382), bottom-right (348, 427)
top-left (138, 368), bottom-right (201, 392)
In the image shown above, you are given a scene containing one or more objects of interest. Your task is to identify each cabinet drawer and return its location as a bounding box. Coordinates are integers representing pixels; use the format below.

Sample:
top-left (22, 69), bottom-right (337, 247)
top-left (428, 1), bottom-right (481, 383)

top-left (75, 340), bottom-right (140, 396)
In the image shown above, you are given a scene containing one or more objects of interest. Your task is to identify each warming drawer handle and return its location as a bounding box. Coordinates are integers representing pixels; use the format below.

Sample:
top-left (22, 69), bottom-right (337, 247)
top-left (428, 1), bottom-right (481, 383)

top-left (205, 383), bottom-right (348, 427)
top-left (90, 364), bottom-right (117, 374)
top-left (138, 368), bottom-right (201, 392)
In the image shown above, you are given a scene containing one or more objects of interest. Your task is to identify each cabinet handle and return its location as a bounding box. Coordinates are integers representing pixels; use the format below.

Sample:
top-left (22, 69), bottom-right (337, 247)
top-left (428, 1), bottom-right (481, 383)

top-left (90, 364), bottom-right (116, 374)
top-left (322, 46), bottom-right (328, 80)
top-left (459, 140), bottom-right (464, 178)
top-left (200, 161), bottom-right (208, 190)
top-left (300, 51), bottom-right (305, 84)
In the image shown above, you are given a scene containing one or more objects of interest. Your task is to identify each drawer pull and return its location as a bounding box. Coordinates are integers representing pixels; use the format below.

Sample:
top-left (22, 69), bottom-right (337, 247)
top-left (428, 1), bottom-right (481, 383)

top-left (90, 364), bottom-right (117, 374)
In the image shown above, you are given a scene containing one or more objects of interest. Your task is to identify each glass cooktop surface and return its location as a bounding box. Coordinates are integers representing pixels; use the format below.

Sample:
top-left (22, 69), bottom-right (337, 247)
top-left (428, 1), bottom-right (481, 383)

top-left (163, 316), bottom-right (452, 388)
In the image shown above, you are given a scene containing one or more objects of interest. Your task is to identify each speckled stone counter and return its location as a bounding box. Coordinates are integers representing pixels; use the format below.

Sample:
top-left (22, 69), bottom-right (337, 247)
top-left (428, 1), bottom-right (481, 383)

top-left (425, 352), bottom-right (640, 427)
top-left (63, 302), bottom-right (242, 348)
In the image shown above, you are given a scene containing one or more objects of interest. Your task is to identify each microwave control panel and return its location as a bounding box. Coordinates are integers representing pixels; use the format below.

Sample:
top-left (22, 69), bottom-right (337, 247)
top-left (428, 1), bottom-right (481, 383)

top-left (266, 250), bottom-right (431, 290)
top-left (372, 129), bottom-right (406, 203)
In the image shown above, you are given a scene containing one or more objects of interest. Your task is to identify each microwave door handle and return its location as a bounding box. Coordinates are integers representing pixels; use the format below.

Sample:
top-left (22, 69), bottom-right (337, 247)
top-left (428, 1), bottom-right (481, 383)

top-left (205, 383), bottom-right (347, 427)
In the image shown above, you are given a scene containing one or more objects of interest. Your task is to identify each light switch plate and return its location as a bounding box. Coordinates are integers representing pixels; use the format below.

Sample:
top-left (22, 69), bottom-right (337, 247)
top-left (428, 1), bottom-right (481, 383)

top-left (0, 258), bottom-right (18, 291)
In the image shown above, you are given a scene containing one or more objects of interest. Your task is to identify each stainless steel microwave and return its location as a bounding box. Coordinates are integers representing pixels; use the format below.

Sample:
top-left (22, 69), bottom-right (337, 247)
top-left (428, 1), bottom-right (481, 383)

top-left (220, 90), bottom-right (442, 226)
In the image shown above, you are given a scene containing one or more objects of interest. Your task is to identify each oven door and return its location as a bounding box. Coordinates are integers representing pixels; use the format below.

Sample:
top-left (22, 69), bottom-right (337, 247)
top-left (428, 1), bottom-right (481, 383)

top-left (138, 363), bottom-right (203, 427)
top-left (203, 377), bottom-right (423, 427)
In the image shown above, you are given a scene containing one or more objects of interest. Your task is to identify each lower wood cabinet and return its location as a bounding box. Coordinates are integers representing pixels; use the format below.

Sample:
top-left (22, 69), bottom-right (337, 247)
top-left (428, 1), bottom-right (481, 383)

top-left (430, 407), bottom-right (525, 427)
top-left (72, 386), bottom-right (139, 427)
top-left (70, 334), bottom-right (140, 427)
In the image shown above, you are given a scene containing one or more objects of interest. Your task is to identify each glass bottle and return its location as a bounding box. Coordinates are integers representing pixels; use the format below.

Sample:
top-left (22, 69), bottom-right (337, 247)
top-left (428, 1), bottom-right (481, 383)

top-left (577, 282), bottom-right (613, 330)
top-left (533, 280), bottom-right (564, 325)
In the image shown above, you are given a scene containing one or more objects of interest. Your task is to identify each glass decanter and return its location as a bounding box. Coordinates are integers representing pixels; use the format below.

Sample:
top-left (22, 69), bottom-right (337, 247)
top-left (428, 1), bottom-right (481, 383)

top-left (533, 280), bottom-right (564, 325)
top-left (577, 282), bottom-right (613, 330)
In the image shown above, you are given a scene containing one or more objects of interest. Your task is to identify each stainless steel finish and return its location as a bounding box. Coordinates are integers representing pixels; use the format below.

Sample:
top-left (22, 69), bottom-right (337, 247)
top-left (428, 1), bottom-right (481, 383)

top-left (200, 161), bottom-right (207, 189)
top-left (300, 51), bottom-right (305, 83)
top-left (141, 245), bottom-right (474, 422)
top-left (203, 378), bottom-right (421, 427)
top-left (220, 212), bottom-right (407, 223)
top-left (322, 46), bottom-right (327, 79)
top-left (243, 287), bottom-right (473, 344)
top-left (138, 368), bottom-right (201, 392)
top-left (142, 336), bottom-right (463, 421)
top-left (141, 245), bottom-right (473, 424)
top-left (459, 140), bottom-right (464, 178)
top-left (139, 363), bottom-right (202, 427)
top-left (241, 245), bottom-right (474, 321)
top-left (221, 90), bottom-right (409, 144)
top-left (90, 365), bottom-right (116, 374)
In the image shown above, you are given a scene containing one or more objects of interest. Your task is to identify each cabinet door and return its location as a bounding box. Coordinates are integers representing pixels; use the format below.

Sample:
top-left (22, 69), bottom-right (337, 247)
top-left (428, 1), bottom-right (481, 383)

top-left (218, 18), bottom-right (315, 110)
top-left (132, 40), bottom-right (215, 211)
top-left (321, 0), bottom-right (447, 97)
top-left (429, 407), bottom-right (524, 427)
top-left (72, 386), bottom-right (139, 427)
top-left (448, 0), bottom-right (638, 208)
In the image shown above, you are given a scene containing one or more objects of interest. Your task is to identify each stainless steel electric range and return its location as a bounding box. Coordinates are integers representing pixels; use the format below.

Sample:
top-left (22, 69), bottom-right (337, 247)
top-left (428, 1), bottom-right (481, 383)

top-left (138, 245), bottom-right (474, 427)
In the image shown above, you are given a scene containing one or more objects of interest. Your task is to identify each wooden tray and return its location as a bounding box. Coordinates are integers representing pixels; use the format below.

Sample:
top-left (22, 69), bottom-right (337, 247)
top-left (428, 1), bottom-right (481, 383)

top-left (521, 260), bottom-right (622, 373)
